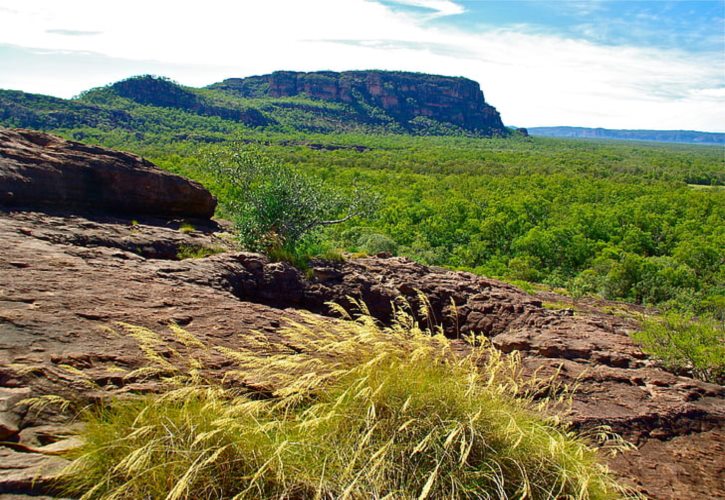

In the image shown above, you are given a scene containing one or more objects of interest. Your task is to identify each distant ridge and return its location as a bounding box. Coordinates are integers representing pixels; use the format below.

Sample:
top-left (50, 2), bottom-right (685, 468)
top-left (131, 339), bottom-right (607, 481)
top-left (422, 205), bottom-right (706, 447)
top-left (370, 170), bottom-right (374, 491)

top-left (209, 70), bottom-right (507, 135)
top-left (0, 72), bottom-right (508, 137)
top-left (527, 126), bottom-right (725, 145)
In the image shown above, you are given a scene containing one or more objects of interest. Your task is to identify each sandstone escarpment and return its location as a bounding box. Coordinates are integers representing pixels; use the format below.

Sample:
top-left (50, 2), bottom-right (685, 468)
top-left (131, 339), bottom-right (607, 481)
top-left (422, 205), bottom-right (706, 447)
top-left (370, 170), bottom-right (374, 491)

top-left (0, 130), bottom-right (722, 498)
top-left (210, 70), bottom-right (507, 135)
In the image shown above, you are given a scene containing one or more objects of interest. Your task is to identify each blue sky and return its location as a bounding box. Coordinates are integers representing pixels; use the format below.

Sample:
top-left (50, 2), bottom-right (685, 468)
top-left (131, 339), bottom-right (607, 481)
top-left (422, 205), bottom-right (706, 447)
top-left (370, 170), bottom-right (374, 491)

top-left (0, 0), bottom-right (723, 131)
top-left (413, 1), bottom-right (724, 52)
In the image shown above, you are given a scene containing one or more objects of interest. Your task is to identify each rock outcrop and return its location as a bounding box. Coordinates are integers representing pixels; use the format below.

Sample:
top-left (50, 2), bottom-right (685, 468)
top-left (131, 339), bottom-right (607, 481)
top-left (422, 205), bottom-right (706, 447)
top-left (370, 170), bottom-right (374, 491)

top-left (210, 71), bottom-right (507, 135)
top-left (107, 76), bottom-right (271, 127)
top-left (0, 128), bottom-right (216, 217)
top-left (0, 131), bottom-right (722, 498)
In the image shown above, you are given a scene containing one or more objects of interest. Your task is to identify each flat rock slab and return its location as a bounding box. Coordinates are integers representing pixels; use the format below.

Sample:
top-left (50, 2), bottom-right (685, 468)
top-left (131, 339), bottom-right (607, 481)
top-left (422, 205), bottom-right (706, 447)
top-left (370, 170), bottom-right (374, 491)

top-left (0, 447), bottom-right (68, 496)
top-left (0, 209), bottom-right (723, 499)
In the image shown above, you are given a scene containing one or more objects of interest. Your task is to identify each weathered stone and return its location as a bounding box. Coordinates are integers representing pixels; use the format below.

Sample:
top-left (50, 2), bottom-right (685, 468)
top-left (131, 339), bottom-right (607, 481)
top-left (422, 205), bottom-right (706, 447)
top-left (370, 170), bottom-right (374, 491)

top-left (17, 424), bottom-right (84, 449)
top-left (0, 128), bottom-right (216, 217)
top-left (0, 388), bottom-right (31, 441)
top-left (0, 447), bottom-right (68, 495)
top-left (609, 428), bottom-right (725, 499)
top-left (0, 414), bottom-right (19, 441)
top-left (0, 388), bottom-right (31, 413)
top-left (2, 208), bottom-right (723, 498)
top-left (210, 71), bottom-right (507, 135)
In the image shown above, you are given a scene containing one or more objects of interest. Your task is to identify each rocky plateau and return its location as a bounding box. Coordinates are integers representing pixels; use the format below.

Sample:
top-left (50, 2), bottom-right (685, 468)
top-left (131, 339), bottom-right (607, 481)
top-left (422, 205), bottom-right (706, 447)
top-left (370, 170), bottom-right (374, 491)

top-left (0, 128), bottom-right (722, 499)
top-left (209, 70), bottom-right (507, 135)
top-left (1, 71), bottom-right (509, 137)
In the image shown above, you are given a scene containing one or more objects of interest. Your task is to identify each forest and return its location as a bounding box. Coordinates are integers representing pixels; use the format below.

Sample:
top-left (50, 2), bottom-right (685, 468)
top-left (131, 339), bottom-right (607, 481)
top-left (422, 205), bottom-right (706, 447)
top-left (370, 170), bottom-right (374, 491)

top-left (1, 76), bottom-right (723, 317)
top-left (76, 129), bottom-right (725, 317)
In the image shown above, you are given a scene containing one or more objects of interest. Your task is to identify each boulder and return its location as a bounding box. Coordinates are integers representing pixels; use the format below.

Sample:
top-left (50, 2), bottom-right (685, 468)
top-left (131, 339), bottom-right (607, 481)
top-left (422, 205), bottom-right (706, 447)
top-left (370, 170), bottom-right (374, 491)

top-left (0, 128), bottom-right (216, 217)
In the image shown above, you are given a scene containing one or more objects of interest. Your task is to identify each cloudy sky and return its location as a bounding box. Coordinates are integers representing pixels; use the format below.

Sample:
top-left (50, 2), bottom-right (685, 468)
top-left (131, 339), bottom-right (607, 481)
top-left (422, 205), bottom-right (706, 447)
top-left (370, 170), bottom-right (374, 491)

top-left (1, 0), bottom-right (723, 131)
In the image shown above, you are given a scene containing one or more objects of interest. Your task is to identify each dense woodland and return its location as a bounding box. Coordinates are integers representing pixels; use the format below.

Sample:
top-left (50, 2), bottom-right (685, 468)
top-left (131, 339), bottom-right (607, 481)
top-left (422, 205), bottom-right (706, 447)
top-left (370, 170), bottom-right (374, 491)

top-left (1, 75), bottom-right (723, 317)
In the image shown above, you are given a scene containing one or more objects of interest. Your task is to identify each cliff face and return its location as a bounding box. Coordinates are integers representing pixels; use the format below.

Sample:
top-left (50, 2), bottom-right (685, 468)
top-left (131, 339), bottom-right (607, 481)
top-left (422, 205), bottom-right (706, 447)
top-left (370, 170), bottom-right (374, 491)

top-left (210, 71), bottom-right (507, 135)
top-left (0, 72), bottom-right (507, 136)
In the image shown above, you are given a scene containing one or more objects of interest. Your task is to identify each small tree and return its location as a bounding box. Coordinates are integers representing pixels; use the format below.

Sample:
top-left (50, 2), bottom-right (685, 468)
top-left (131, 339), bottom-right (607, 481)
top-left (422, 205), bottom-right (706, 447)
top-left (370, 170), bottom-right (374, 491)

top-left (208, 145), bottom-right (376, 252)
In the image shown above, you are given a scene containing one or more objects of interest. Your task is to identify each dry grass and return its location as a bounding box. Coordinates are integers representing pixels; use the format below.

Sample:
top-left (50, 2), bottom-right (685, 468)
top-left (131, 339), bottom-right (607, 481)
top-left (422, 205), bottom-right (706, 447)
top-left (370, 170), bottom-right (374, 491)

top-left (62, 302), bottom-right (631, 499)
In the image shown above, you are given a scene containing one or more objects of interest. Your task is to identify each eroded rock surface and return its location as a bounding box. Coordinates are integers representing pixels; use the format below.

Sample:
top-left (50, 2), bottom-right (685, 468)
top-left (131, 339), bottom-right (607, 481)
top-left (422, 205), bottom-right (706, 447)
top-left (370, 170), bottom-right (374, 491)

top-left (0, 128), bottom-right (216, 217)
top-left (1, 131), bottom-right (722, 498)
top-left (2, 209), bottom-right (723, 498)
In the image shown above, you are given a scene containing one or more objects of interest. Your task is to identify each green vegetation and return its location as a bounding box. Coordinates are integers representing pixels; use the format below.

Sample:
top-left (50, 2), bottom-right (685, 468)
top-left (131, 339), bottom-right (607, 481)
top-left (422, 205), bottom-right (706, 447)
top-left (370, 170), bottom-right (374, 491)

top-left (177, 222), bottom-right (196, 234)
top-left (176, 244), bottom-right (225, 260)
top-left (0, 76), bottom-right (722, 317)
top-left (63, 307), bottom-right (628, 499)
top-left (633, 313), bottom-right (724, 383)
top-left (207, 145), bottom-right (375, 252)
top-left (205, 133), bottom-right (722, 316)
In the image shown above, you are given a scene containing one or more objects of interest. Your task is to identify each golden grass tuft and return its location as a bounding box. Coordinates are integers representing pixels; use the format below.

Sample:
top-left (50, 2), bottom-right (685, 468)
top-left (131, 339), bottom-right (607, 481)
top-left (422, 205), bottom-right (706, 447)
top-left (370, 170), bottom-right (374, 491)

top-left (62, 304), bottom-right (631, 499)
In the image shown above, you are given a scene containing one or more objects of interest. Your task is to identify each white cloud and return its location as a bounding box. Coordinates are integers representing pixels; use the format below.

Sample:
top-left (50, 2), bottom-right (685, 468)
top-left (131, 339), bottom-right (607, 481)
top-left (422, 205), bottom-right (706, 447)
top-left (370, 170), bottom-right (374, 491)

top-left (388, 0), bottom-right (465, 18)
top-left (0, 0), bottom-right (722, 131)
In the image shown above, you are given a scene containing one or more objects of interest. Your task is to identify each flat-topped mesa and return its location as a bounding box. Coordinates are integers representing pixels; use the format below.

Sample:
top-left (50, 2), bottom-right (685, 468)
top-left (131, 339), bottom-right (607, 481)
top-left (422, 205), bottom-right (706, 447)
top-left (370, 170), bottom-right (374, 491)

top-left (210, 70), bottom-right (507, 136)
top-left (0, 127), bottom-right (216, 217)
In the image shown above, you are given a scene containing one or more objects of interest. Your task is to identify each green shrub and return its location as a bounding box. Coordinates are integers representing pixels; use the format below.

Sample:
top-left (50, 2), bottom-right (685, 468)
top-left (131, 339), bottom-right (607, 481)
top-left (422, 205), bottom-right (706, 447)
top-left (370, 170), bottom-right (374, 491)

top-left (340, 227), bottom-right (397, 255)
top-left (357, 231), bottom-right (398, 255)
top-left (266, 242), bottom-right (344, 271)
top-left (632, 313), bottom-right (724, 383)
top-left (207, 145), bottom-right (376, 252)
top-left (62, 306), bottom-right (628, 499)
top-left (507, 255), bottom-right (543, 282)
top-left (268, 245), bottom-right (322, 270)
top-left (316, 248), bottom-right (345, 262)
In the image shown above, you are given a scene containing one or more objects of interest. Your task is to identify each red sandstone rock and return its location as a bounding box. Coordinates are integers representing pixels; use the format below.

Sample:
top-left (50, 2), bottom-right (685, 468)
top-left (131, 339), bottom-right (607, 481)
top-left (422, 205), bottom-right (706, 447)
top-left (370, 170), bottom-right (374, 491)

top-left (1, 209), bottom-right (722, 498)
top-left (210, 71), bottom-right (507, 135)
top-left (0, 128), bottom-right (216, 218)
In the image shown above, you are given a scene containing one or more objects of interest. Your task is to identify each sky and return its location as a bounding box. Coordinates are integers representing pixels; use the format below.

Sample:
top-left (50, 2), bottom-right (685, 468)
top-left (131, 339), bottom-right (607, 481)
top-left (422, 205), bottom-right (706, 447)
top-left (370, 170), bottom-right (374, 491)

top-left (1, 0), bottom-right (723, 131)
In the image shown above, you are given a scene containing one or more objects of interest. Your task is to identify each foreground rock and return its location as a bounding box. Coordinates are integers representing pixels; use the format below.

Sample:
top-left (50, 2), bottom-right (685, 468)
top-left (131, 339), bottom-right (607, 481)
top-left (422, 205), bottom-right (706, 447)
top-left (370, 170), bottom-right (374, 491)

top-left (2, 209), bottom-right (723, 498)
top-left (0, 128), bottom-right (216, 217)
top-left (0, 131), bottom-right (722, 498)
